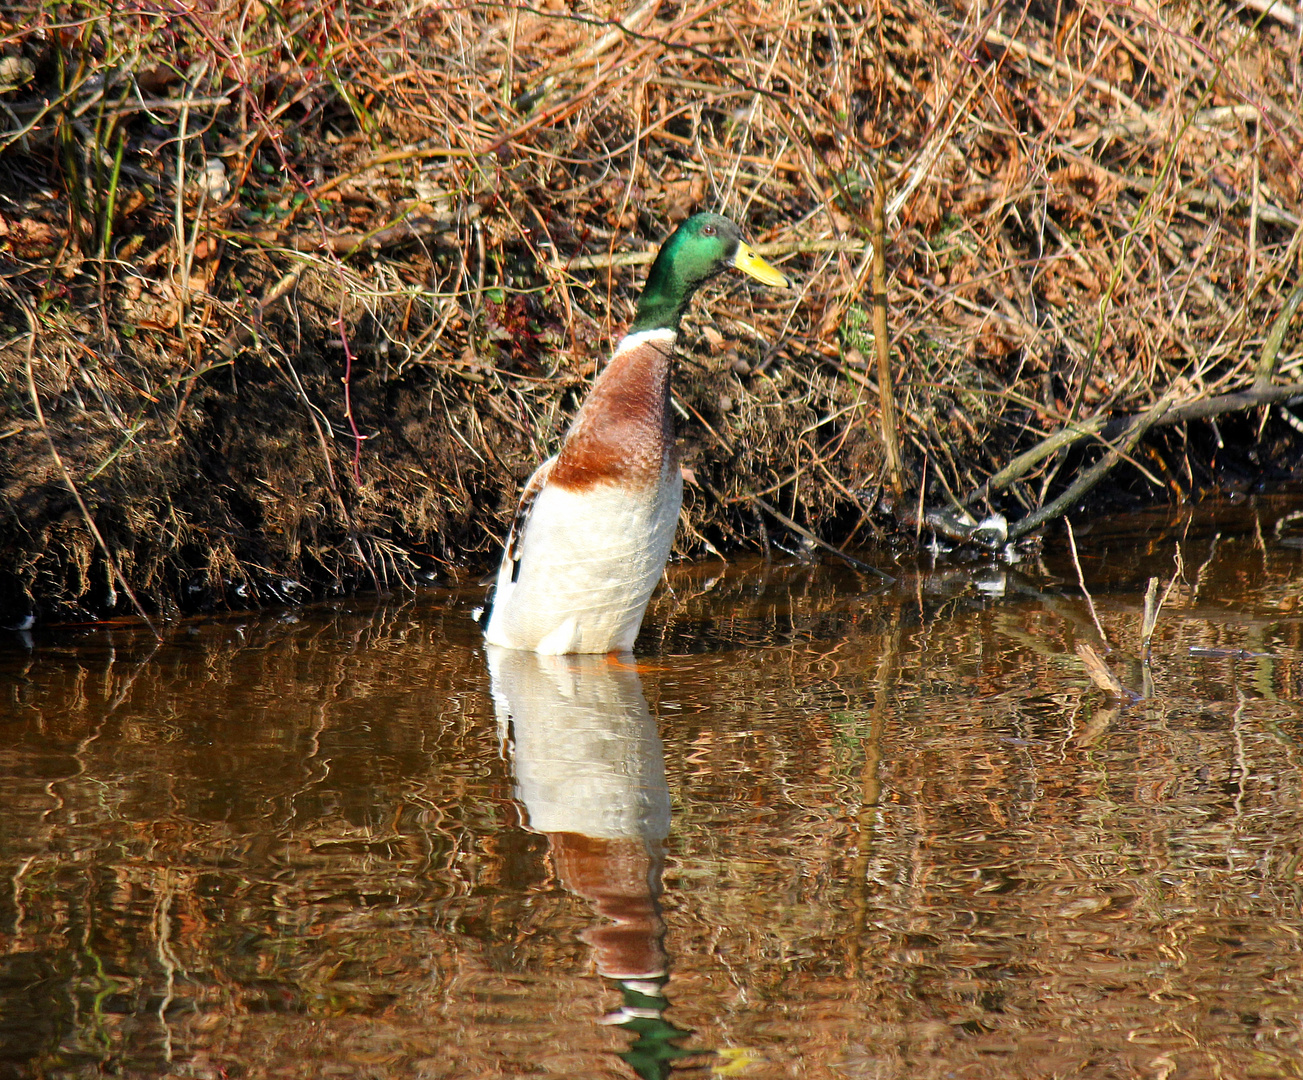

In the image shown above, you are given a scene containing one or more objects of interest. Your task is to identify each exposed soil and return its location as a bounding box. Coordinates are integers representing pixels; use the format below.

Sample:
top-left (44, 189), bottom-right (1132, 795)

top-left (2, 0), bottom-right (1302, 625)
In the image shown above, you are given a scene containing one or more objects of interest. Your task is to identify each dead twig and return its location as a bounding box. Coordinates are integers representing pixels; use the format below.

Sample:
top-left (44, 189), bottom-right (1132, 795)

top-left (870, 174), bottom-right (904, 498)
top-left (1253, 285), bottom-right (1303, 390)
top-left (12, 295), bottom-right (161, 638)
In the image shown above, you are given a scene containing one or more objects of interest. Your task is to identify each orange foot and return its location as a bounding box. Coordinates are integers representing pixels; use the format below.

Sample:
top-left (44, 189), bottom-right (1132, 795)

top-left (605, 652), bottom-right (668, 673)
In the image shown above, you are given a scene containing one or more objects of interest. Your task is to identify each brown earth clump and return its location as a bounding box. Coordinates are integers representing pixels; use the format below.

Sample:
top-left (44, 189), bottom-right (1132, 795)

top-left (1, 0), bottom-right (1301, 623)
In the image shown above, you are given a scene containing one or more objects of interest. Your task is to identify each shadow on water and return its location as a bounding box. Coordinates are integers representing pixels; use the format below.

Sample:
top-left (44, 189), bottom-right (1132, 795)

top-left (1, 493), bottom-right (1302, 1077)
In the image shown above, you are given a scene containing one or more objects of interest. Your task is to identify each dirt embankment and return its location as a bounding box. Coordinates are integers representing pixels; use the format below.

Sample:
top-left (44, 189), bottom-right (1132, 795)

top-left (2, 0), bottom-right (1301, 625)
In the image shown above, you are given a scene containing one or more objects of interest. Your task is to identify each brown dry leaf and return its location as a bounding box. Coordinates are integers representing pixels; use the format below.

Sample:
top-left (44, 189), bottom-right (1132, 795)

top-left (0, 218), bottom-right (59, 258)
top-left (701, 326), bottom-right (725, 353)
top-left (118, 190), bottom-right (148, 217)
top-left (137, 315), bottom-right (179, 332)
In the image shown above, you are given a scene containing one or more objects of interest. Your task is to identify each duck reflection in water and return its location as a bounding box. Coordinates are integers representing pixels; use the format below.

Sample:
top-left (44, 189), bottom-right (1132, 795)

top-left (487, 647), bottom-right (698, 1079)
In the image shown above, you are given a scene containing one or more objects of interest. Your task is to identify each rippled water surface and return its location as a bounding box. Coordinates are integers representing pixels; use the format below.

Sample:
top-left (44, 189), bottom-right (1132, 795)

top-left (3, 496), bottom-right (1303, 1079)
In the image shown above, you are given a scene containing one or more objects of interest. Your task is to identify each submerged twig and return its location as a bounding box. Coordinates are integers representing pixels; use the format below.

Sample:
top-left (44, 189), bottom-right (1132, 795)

top-left (750, 494), bottom-right (895, 580)
top-left (1076, 642), bottom-right (1128, 699)
top-left (1065, 519), bottom-right (1109, 649)
top-left (1141, 547), bottom-right (1184, 660)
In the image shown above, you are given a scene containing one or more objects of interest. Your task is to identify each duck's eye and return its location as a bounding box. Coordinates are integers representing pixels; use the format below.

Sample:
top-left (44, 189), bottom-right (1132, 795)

top-left (702, 224), bottom-right (716, 236)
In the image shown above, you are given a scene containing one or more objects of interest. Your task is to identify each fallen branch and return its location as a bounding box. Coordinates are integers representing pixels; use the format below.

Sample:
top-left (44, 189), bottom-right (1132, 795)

top-left (284, 213), bottom-right (465, 254)
top-left (276, 146), bottom-right (478, 232)
top-left (966, 380), bottom-right (1303, 509)
top-left (965, 283), bottom-right (1303, 508)
top-left (211, 264), bottom-right (310, 362)
top-left (1154, 380), bottom-right (1303, 426)
top-left (1007, 394), bottom-right (1174, 541)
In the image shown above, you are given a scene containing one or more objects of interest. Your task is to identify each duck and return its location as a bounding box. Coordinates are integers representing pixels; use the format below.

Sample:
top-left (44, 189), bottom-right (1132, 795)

top-left (483, 212), bottom-right (789, 654)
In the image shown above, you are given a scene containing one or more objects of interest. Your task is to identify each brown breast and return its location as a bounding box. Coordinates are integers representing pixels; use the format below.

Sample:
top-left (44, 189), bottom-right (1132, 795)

top-left (548, 333), bottom-right (678, 492)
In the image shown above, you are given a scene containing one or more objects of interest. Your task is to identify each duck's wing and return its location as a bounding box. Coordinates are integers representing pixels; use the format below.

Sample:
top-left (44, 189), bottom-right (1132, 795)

top-left (502, 456), bottom-right (556, 584)
top-left (480, 455), bottom-right (556, 635)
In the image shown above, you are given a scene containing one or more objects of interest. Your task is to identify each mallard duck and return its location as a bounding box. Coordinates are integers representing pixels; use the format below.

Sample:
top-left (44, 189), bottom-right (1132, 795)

top-left (483, 212), bottom-right (788, 654)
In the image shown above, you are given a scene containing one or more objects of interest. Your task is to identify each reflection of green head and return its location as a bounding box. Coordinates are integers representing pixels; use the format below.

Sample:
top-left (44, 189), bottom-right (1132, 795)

top-left (612, 978), bottom-right (697, 1080)
top-left (631, 213), bottom-right (789, 333)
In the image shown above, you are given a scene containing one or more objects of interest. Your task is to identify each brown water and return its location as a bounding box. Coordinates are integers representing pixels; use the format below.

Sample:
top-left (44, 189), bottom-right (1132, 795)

top-left (3, 496), bottom-right (1303, 1080)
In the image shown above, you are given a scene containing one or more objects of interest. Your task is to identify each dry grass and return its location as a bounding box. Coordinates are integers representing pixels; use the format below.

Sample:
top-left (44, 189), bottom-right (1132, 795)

top-left (2, 0), bottom-right (1302, 618)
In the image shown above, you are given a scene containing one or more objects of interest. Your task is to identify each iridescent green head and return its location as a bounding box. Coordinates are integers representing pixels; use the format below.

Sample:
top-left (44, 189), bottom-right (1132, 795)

top-left (630, 213), bottom-right (788, 333)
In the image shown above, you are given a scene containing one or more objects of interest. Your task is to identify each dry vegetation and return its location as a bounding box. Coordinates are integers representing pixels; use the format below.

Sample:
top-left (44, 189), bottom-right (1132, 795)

top-left (2, 0), bottom-right (1302, 622)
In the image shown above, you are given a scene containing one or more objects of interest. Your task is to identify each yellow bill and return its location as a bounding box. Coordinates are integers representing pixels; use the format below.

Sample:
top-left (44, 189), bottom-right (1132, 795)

top-left (732, 242), bottom-right (789, 288)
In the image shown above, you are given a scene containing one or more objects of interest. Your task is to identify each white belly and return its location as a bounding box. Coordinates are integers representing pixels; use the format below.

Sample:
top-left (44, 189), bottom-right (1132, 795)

top-left (484, 469), bottom-right (682, 654)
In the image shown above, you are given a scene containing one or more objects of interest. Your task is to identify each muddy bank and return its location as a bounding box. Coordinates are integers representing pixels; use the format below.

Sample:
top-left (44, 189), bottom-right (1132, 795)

top-left (1, 285), bottom-right (875, 621)
top-left (2, 0), bottom-right (1302, 624)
